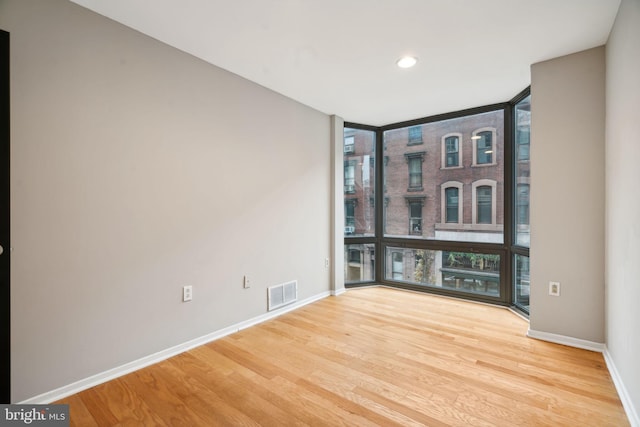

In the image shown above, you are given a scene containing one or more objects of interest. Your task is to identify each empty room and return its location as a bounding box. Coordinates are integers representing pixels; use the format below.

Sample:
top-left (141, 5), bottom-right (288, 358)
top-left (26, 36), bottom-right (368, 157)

top-left (1, 0), bottom-right (638, 425)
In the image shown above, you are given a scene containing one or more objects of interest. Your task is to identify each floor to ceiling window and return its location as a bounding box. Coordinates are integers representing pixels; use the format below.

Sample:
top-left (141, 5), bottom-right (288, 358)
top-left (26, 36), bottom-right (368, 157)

top-left (512, 93), bottom-right (531, 313)
top-left (343, 126), bottom-right (376, 283)
top-left (344, 88), bottom-right (531, 313)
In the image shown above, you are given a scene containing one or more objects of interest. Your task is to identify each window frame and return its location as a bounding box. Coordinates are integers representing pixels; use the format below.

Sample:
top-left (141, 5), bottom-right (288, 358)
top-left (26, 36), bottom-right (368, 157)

top-left (441, 181), bottom-right (463, 225)
top-left (343, 86), bottom-right (531, 312)
top-left (406, 196), bottom-right (426, 235)
top-left (472, 127), bottom-right (497, 166)
top-left (404, 151), bottom-right (425, 191)
top-left (408, 125), bottom-right (423, 145)
top-left (441, 133), bottom-right (462, 168)
top-left (472, 180), bottom-right (497, 225)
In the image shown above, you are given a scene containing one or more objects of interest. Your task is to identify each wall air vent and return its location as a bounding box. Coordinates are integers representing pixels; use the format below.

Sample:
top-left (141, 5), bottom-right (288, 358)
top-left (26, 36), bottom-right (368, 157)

top-left (268, 280), bottom-right (298, 311)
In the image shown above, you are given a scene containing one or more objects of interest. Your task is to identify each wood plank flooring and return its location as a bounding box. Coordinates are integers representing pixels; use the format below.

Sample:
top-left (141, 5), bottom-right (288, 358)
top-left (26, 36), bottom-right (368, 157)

top-left (57, 287), bottom-right (629, 426)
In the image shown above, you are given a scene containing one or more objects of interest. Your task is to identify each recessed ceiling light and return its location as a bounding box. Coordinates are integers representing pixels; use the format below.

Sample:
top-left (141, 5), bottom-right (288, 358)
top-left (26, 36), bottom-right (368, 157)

top-left (396, 56), bottom-right (418, 69)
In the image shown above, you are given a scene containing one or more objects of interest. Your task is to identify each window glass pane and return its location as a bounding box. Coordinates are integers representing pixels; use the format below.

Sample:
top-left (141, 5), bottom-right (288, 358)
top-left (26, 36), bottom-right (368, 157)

top-left (516, 184), bottom-right (530, 225)
top-left (514, 254), bottom-right (530, 311)
top-left (408, 126), bottom-right (422, 144)
top-left (445, 187), bottom-right (459, 223)
top-left (343, 128), bottom-right (376, 237)
top-left (384, 246), bottom-right (501, 298)
top-left (515, 95), bottom-right (531, 248)
top-left (476, 186), bottom-right (492, 224)
top-left (409, 201), bottom-right (422, 234)
top-left (445, 136), bottom-right (459, 167)
top-left (345, 244), bottom-right (375, 284)
top-left (383, 111), bottom-right (503, 243)
top-left (408, 157), bottom-right (422, 188)
top-left (476, 131), bottom-right (493, 164)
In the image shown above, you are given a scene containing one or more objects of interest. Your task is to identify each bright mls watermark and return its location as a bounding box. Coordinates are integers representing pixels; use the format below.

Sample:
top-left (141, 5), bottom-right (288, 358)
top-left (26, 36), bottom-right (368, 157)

top-left (0, 405), bottom-right (68, 426)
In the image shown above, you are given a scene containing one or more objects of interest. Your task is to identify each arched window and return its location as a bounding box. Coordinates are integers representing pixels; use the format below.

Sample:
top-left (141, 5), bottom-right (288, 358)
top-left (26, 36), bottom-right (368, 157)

top-left (476, 186), bottom-right (492, 224)
top-left (472, 128), bottom-right (497, 166)
top-left (472, 179), bottom-right (497, 225)
top-left (440, 181), bottom-right (463, 225)
top-left (442, 134), bottom-right (461, 167)
top-left (445, 187), bottom-right (460, 223)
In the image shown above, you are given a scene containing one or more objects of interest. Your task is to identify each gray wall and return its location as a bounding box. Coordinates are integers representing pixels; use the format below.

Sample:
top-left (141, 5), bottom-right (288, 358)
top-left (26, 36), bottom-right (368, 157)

top-left (0, 0), bottom-right (331, 402)
top-left (605, 0), bottom-right (640, 416)
top-left (529, 47), bottom-right (606, 343)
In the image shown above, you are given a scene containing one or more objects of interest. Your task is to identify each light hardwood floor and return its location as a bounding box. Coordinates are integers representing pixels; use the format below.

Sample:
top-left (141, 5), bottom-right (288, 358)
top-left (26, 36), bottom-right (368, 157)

top-left (58, 287), bottom-right (628, 426)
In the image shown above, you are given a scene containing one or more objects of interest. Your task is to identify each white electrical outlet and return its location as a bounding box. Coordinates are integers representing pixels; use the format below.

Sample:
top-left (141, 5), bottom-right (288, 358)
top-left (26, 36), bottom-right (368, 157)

top-left (183, 285), bottom-right (193, 302)
top-left (243, 275), bottom-right (251, 289)
top-left (325, 258), bottom-right (330, 268)
top-left (549, 281), bottom-right (560, 296)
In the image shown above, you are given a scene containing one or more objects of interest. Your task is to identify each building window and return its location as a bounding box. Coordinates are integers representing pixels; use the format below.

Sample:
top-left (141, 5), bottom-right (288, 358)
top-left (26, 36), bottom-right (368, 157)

top-left (405, 152), bottom-right (425, 190)
top-left (517, 128), bottom-right (530, 161)
top-left (443, 135), bottom-right (460, 167)
top-left (440, 181), bottom-right (463, 225)
top-left (344, 161), bottom-right (356, 194)
top-left (409, 202), bottom-right (422, 234)
top-left (476, 131), bottom-right (492, 164)
top-left (471, 179), bottom-right (497, 225)
top-left (348, 249), bottom-right (361, 263)
top-left (344, 135), bottom-right (355, 154)
top-left (445, 187), bottom-right (459, 223)
top-left (392, 252), bottom-right (403, 280)
top-left (476, 186), bottom-right (492, 224)
top-left (345, 200), bottom-right (356, 234)
top-left (472, 128), bottom-right (496, 165)
top-left (408, 126), bottom-right (422, 145)
top-left (516, 184), bottom-right (530, 225)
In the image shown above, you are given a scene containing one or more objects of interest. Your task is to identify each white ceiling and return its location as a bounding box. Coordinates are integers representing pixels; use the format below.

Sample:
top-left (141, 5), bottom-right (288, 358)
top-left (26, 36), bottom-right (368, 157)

top-left (70, 0), bottom-right (620, 126)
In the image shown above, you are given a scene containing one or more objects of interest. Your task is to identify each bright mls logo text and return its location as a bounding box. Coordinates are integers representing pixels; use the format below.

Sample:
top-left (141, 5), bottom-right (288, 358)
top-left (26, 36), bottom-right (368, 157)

top-left (1, 405), bottom-right (68, 426)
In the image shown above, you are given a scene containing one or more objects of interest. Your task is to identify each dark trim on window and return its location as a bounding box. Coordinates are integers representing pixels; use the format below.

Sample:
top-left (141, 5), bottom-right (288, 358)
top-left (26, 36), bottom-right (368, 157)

top-left (344, 87), bottom-right (531, 313)
top-left (380, 103), bottom-right (507, 132)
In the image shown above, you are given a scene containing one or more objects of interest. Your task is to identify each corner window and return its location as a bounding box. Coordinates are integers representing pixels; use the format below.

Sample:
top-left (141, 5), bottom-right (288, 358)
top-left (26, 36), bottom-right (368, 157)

top-left (346, 87), bottom-right (529, 309)
top-left (514, 94), bottom-right (531, 249)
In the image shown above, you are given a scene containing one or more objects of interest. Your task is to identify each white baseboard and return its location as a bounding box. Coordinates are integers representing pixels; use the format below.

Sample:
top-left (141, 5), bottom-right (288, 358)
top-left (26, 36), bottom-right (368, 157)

top-left (527, 329), bottom-right (639, 426)
top-left (526, 328), bottom-right (605, 352)
top-left (331, 287), bottom-right (346, 296)
top-left (20, 290), bottom-right (331, 404)
top-left (603, 347), bottom-right (640, 427)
